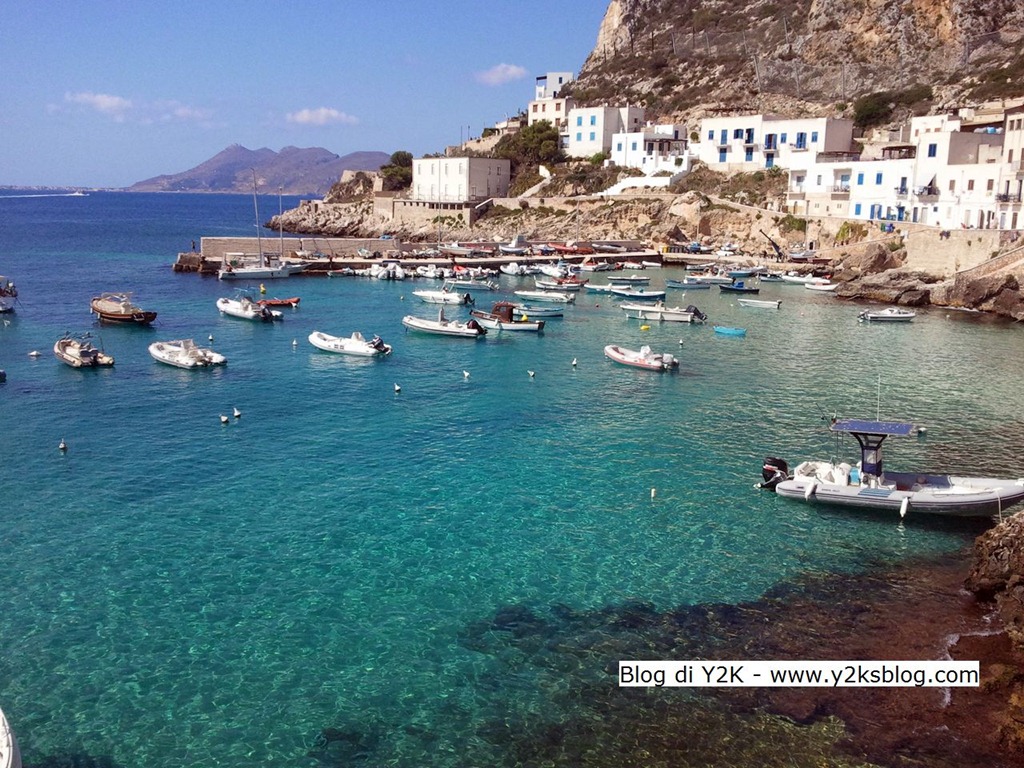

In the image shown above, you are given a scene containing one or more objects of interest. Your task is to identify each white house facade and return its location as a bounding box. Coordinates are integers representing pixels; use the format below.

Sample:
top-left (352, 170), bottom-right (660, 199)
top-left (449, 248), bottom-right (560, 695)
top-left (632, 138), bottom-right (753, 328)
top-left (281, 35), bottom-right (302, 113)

top-left (528, 71), bottom-right (576, 131)
top-left (609, 122), bottom-right (690, 175)
top-left (787, 112), bottom-right (1021, 230)
top-left (411, 157), bottom-right (510, 203)
top-left (566, 106), bottom-right (645, 158)
top-left (697, 115), bottom-right (854, 174)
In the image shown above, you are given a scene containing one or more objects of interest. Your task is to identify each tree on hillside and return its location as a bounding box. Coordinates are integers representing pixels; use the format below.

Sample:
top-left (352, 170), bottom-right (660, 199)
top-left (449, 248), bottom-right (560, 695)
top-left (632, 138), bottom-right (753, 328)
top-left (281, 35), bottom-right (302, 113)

top-left (494, 121), bottom-right (564, 174)
top-left (380, 150), bottom-right (413, 191)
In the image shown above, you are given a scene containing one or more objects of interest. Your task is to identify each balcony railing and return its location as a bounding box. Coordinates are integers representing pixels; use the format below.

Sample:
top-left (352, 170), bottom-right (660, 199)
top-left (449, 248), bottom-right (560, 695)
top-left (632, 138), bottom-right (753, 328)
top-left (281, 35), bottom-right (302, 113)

top-left (827, 185), bottom-right (850, 197)
top-left (996, 192), bottom-right (1023, 203)
top-left (894, 186), bottom-right (909, 198)
top-left (914, 186), bottom-right (939, 199)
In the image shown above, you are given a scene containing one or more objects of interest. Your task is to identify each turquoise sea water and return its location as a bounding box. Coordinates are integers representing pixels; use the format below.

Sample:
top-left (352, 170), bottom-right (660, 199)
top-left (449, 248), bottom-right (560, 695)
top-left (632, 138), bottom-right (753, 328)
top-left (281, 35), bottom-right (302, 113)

top-left (1, 192), bottom-right (1023, 766)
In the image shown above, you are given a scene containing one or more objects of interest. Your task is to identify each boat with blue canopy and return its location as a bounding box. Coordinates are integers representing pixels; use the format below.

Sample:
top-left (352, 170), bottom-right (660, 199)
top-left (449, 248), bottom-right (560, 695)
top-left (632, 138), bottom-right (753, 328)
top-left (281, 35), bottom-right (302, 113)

top-left (759, 418), bottom-right (1024, 518)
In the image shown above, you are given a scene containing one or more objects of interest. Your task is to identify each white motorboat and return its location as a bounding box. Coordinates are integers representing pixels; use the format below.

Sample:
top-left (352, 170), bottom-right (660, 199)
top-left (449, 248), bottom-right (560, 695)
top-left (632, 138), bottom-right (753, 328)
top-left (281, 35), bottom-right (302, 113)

top-left (805, 282), bottom-right (838, 292)
top-left (0, 705), bottom-right (22, 768)
top-left (585, 283), bottom-right (618, 293)
top-left (610, 286), bottom-right (666, 301)
top-left (737, 298), bottom-right (782, 309)
top-left (604, 344), bottom-right (679, 371)
top-left (308, 330), bottom-right (392, 356)
top-left (412, 283), bottom-right (474, 305)
top-left (415, 264), bottom-right (446, 279)
top-left (53, 333), bottom-right (114, 368)
top-left (369, 260), bottom-right (407, 280)
top-left (216, 294), bottom-right (283, 321)
top-left (779, 272), bottom-right (829, 285)
top-left (759, 418), bottom-right (1024, 518)
top-left (513, 290), bottom-right (575, 304)
top-left (859, 306), bottom-right (916, 322)
top-left (619, 301), bottom-right (707, 323)
top-left (448, 278), bottom-right (498, 291)
top-left (607, 274), bottom-right (651, 284)
top-left (499, 262), bottom-right (529, 276)
top-left (535, 278), bottom-right (583, 292)
top-left (511, 304), bottom-right (563, 318)
top-left (0, 277), bottom-right (18, 313)
top-left (149, 339), bottom-right (227, 368)
top-left (471, 301), bottom-right (545, 332)
top-left (401, 308), bottom-right (487, 337)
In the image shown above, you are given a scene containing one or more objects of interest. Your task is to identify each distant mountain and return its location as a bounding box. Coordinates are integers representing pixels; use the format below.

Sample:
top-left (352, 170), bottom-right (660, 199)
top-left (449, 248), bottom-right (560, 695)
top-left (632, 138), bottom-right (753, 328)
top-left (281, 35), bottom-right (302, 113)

top-left (128, 145), bottom-right (390, 196)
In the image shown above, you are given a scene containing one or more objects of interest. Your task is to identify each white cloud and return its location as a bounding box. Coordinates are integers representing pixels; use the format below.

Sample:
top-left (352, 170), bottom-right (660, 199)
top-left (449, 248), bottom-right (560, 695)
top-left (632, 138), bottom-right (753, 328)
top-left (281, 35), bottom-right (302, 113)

top-left (286, 107), bottom-right (358, 126)
top-left (64, 91), bottom-right (133, 121)
top-left (152, 100), bottom-right (214, 124)
top-left (475, 63), bottom-right (527, 86)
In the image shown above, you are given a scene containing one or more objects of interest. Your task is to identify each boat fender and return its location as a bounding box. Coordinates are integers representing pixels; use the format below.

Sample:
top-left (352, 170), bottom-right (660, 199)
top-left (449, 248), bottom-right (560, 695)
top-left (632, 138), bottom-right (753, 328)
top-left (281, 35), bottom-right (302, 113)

top-left (804, 481), bottom-right (816, 500)
top-left (899, 497), bottom-right (909, 518)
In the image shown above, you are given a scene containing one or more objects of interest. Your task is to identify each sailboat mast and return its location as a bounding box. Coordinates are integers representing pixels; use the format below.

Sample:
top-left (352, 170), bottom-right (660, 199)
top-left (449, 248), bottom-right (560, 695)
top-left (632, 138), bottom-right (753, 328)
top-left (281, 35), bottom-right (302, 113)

top-left (251, 169), bottom-right (263, 268)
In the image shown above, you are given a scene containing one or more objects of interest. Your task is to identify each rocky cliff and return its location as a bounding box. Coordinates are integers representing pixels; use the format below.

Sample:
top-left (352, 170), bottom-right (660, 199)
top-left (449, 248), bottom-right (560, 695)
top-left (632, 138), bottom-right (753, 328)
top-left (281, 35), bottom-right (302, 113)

top-left (576, 0), bottom-right (1024, 124)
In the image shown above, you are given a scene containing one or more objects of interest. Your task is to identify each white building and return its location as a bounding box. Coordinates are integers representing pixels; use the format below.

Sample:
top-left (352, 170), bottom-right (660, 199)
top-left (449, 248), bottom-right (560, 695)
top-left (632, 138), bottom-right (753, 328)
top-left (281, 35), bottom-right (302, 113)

top-left (527, 71), bottom-right (575, 132)
top-left (534, 71), bottom-right (573, 100)
top-left (696, 115), bottom-right (854, 173)
top-left (609, 122), bottom-right (689, 176)
top-left (566, 106), bottom-right (645, 158)
top-left (411, 157), bottom-right (510, 203)
top-left (788, 112), bottom-right (1016, 229)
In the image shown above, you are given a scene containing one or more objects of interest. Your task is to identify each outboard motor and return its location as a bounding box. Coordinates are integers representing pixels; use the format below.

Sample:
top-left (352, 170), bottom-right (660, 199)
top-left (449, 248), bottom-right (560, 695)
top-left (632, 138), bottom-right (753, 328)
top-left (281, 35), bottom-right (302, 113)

top-left (686, 304), bottom-right (707, 323)
top-left (759, 457), bottom-right (789, 491)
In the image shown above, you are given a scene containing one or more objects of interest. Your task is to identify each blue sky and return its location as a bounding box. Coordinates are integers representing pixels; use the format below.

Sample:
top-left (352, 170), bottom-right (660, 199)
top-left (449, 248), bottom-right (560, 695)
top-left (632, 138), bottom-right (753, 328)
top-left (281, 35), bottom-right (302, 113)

top-left (1, 1), bottom-right (609, 188)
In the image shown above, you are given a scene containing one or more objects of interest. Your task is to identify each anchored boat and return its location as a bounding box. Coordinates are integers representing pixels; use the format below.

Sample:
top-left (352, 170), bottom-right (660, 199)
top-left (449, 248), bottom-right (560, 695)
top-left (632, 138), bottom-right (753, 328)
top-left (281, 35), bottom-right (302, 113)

top-left (759, 418), bottom-right (1024, 518)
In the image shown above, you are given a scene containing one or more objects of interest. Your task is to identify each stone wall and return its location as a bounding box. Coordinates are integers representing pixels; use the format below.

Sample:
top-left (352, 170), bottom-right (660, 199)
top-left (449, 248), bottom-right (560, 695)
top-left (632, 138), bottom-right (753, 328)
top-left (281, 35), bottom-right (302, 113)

top-left (904, 228), bottom-right (1002, 277)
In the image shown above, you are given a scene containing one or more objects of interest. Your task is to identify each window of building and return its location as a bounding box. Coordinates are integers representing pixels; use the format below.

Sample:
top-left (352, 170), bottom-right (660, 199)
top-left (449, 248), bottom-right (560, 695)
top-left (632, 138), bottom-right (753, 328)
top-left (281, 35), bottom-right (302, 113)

top-left (576, 132), bottom-right (582, 142)
top-left (967, 179), bottom-right (975, 191)
top-left (949, 180), bottom-right (956, 192)
top-left (796, 132), bottom-right (807, 148)
top-left (854, 203), bottom-right (862, 215)
top-left (733, 128), bottom-right (743, 139)
top-left (856, 173), bottom-right (864, 185)
top-left (811, 131), bottom-right (819, 143)
top-left (987, 179), bottom-right (994, 191)
top-left (541, 104), bottom-right (546, 112)
top-left (745, 148), bottom-right (753, 161)
top-left (532, 104), bottom-right (537, 113)
top-left (875, 172), bottom-right (883, 185)
top-left (555, 103), bottom-right (561, 112)
top-left (780, 133), bottom-right (788, 144)
top-left (616, 142), bottom-right (622, 152)
top-left (1010, 149), bottom-right (1015, 163)
top-left (927, 143), bottom-right (937, 157)
top-left (590, 115), bottom-right (596, 126)
top-left (708, 130), bottom-right (714, 141)
top-left (576, 116), bottom-right (582, 127)
top-left (718, 149), bottom-right (727, 162)
top-left (719, 129), bottom-right (727, 144)
top-left (631, 141), bottom-right (637, 151)
top-left (589, 132), bottom-right (595, 141)
top-left (765, 154), bottom-right (774, 168)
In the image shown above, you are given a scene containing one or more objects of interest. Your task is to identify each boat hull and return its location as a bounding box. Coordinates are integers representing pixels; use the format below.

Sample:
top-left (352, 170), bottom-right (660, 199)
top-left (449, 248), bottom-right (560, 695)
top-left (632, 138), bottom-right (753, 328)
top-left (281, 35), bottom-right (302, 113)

top-left (217, 264), bottom-right (305, 280)
top-left (603, 344), bottom-right (678, 371)
top-left (401, 315), bottom-right (486, 337)
top-left (774, 474), bottom-right (1024, 518)
top-left (148, 340), bottom-right (226, 368)
top-left (90, 294), bottom-right (157, 324)
top-left (308, 331), bottom-right (391, 356)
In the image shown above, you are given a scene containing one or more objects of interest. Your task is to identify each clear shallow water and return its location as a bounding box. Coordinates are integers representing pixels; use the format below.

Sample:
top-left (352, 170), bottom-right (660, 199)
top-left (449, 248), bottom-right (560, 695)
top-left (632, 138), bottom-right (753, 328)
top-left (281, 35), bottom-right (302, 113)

top-left (1, 192), bottom-right (1023, 766)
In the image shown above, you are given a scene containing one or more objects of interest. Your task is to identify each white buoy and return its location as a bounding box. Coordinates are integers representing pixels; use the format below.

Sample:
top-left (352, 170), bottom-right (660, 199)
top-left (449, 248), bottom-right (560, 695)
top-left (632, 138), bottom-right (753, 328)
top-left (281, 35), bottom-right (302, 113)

top-left (650, 487), bottom-right (656, 500)
top-left (917, 426), bottom-right (926, 436)
top-left (28, 350), bottom-right (41, 358)
top-left (220, 414), bottom-right (229, 424)
top-left (678, 339), bottom-right (684, 346)
top-left (463, 370), bottom-right (470, 379)
top-left (292, 339), bottom-right (298, 347)
top-left (233, 407), bottom-right (241, 419)
top-left (58, 438), bottom-right (67, 452)
top-left (571, 358), bottom-right (577, 367)
top-left (208, 334), bottom-right (214, 342)
top-left (528, 370), bottom-right (535, 378)
top-left (899, 497), bottom-right (910, 518)
top-left (394, 383), bottom-right (401, 393)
